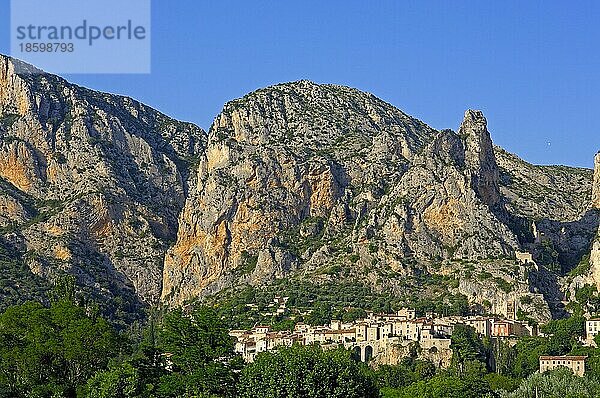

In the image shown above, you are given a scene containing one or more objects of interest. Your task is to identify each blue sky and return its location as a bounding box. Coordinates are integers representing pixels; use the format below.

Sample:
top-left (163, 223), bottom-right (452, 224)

top-left (1, 1), bottom-right (598, 167)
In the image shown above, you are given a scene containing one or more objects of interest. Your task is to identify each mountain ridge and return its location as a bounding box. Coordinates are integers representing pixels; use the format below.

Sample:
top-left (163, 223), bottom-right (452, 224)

top-left (0, 54), bottom-right (206, 321)
top-left (0, 54), bottom-right (598, 324)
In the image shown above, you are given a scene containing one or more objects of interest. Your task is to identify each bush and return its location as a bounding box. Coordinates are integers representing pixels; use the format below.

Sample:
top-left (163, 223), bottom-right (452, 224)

top-left (494, 277), bottom-right (513, 293)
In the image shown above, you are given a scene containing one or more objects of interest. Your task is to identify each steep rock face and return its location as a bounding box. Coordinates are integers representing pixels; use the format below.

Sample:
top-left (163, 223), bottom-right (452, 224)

top-left (162, 81), bottom-right (439, 304)
top-left (497, 148), bottom-right (600, 317)
top-left (356, 117), bottom-right (535, 319)
top-left (0, 177), bottom-right (32, 228)
top-left (0, 55), bottom-right (206, 314)
top-left (587, 239), bottom-right (600, 291)
top-left (497, 147), bottom-right (597, 289)
top-left (586, 154), bottom-right (600, 291)
top-left (162, 82), bottom-right (535, 318)
top-left (365, 126), bottom-right (518, 264)
top-left (0, 57), bottom-right (36, 116)
top-left (372, 342), bottom-right (453, 369)
top-left (1, 55), bottom-right (596, 323)
top-left (496, 148), bottom-right (593, 222)
top-left (593, 152), bottom-right (600, 209)
top-left (459, 110), bottom-right (502, 208)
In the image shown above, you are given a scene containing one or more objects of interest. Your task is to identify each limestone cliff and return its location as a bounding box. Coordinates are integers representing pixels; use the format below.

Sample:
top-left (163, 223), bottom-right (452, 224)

top-left (162, 81), bottom-right (437, 304)
top-left (459, 110), bottom-right (502, 209)
top-left (1, 55), bottom-right (597, 324)
top-left (585, 153), bottom-right (600, 291)
top-left (160, 82), bottom-right (584, 322)
top-left (496, 148), bottom-right (593, 222)
top-left (593, 152), bottom-right (600, 209)
top-left (0, 55), bottom-right (206, 318)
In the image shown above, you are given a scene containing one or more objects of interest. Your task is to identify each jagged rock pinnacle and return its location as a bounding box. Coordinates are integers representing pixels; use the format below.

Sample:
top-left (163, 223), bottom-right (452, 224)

top-left (592, 152), bottom-right (600, 208)
top-left (458, 109), bottom-right (501, 208)
top-left (460, 109), bottom-right (488, 132)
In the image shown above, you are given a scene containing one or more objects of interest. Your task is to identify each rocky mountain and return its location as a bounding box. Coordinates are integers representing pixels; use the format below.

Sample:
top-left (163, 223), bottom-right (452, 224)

top-left (162, 81), bottom-right (439, 303)
top-left (1, 55), bottom-right (598, 323)
top-left (581, 153), bottom-right (600, 297)
top-left (0, 55), bottom-right (205, 320)
top-left (161, 81), bottom-right (596, 322)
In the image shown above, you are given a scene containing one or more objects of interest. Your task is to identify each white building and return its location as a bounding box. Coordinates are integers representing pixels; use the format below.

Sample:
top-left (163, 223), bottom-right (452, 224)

top-left (586, 318), bottom-right (600, 345)
top-left (540, 355), bottom-right (587, 377)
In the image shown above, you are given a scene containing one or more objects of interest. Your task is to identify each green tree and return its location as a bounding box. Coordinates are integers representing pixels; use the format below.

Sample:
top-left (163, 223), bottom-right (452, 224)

top-left (414, 359), bottom-right (436, 380)
top-left (491, 338), bottom-right (516, 376)
top-left (130, 315), bottom-right (165, 385)
top-left (51, 300), bottom-right (121, 391)
top-left (85, 362), bottom-right (144, 398)
top-left (373, 358), bottom-right (436, 390)
top-left (374, 363), bottom-right (416, 389)
top-left (501, 368), bottom-right (600, 398)
top-left (305, 302), bottom-right (332, 326)
top-left (511, 337), bottom-right (548, 379)
top-left (541, 314), bottom-right (585, 355)
top-left (484, 372), bottom-right (520, 393)
top-left (374, 357), bottom-right (436, 390)
top-left (449, 325), bottom-right (486, 372)
top-left (0, 300), bottom-right (119, 397)
top-left (382, 372), bottom-right (492, 398)
top-left (238, 345), bottom-right (378, 398)
top-left (93, 315), bottom-right (168, 398)
top-left (157, 306), bottom-right (239, 397)
top-left (49, 274), bottom-right (78, 304)
top-left (341, 308), bottom-right (367, 323)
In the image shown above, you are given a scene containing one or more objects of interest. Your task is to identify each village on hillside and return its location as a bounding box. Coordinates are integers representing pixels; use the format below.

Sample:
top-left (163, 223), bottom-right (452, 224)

top-left (230, 296), bottom-right (598, 376)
